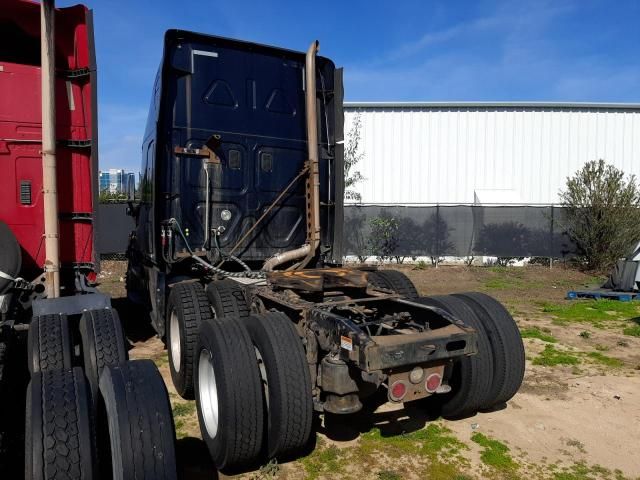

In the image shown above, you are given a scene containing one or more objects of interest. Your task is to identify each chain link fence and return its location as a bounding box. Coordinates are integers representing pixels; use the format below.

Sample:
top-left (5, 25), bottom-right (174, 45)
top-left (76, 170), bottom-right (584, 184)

top-left (344, 204), bottom-right (576, 261)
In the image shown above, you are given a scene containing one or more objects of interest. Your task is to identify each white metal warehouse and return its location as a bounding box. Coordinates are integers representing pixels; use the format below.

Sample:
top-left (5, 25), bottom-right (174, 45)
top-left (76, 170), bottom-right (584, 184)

top-left (343, 102), bottom-right (640, 205)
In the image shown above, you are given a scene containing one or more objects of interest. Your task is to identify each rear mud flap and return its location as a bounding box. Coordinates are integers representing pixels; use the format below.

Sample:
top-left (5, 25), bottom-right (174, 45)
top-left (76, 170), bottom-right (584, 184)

top-left (32, 292), bottom-right (111, 317)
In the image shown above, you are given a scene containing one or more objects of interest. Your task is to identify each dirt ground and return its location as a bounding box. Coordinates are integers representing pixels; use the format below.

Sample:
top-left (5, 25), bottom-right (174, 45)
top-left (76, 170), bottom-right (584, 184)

top-left (98, 261), bottom-right (640, 480)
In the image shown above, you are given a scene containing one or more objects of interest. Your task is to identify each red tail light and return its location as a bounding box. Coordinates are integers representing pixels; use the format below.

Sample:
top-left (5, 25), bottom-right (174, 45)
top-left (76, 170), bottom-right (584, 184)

top-left (389, 380), bottom-right (408, 401)
top-left (425, 373), bottom-right (442, 393)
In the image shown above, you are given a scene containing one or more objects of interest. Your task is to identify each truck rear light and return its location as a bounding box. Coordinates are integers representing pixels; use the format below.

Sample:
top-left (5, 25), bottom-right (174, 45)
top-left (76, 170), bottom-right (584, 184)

top-left (389, 380), bottom-right (408, 402)
top-left (425, 373), bottom-right (442, 393)
top-left (409, 366), bottom-right (424, 384)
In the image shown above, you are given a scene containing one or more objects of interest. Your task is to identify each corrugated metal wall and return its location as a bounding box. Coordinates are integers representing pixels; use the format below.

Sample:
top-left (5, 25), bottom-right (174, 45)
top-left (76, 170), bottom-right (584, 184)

top-left (344, 104), bottom-right (640, 205)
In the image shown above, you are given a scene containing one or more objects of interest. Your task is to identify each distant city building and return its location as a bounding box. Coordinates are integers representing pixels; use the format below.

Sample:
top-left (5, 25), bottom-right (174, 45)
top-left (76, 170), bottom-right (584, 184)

top-left (99, 169), bottom-right (137, 197)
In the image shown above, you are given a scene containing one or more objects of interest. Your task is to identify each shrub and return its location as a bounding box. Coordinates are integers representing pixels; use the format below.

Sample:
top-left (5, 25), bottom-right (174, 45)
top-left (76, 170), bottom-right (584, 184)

top-left (559, 160), bottom-right (640, 271)
top-left (369, 213), bottom-right (399, 262)
top-left (344, 114), bottom-right (365, 201)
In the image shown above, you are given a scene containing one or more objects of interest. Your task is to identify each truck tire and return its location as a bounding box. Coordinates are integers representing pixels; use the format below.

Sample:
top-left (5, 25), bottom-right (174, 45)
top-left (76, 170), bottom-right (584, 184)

top-left (25, 368), bottom-right (96, 480)
top-left (167, 281), bottom-right (214, 399)
top-left (417, 296), bottom-right (494, 418)
top-left (205, 279), bottom-right (250, 318)
top-left (195, 319), bottom-right (264, 472)
top-left (241, 312), bottom-right (313, 459)
top-left (28, 314), bottom-right (73, 374)
top-left (452, 292), bottom-right (525, 409)
top-left (79, 308), bottom-right (128, 411)
top-left (367, 270), bottom-right (419, 299)
top-left (99, 360), bottom-right (177, 480)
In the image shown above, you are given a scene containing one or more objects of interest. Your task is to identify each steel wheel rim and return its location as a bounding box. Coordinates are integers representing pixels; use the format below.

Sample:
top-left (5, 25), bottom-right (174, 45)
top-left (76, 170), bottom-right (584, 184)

top-left (169, 310), bottom-right (181, 373)
top-left (199, 349), bottom-right (219, 438)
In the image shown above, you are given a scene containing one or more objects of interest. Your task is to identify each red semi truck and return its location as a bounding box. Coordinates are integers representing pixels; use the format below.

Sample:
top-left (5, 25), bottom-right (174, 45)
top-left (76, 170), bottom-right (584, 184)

top-left (0, 2), bottom-right (177, 478)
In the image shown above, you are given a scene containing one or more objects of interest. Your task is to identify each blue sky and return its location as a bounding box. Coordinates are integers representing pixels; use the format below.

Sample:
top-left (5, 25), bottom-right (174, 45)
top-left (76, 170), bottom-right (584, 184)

top-left (55, 0), bottom-right (640, 172)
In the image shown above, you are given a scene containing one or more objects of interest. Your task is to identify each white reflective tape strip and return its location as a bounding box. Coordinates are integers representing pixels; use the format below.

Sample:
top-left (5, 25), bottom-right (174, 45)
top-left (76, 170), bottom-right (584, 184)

top-left (191, 49), bottom-right (219, 71)
top-left (193, 50), bottom-right (219, 58)
top-left (0, 270), bottom-right (15, 281)
top-left (66, 81), bottom-right (75, 111)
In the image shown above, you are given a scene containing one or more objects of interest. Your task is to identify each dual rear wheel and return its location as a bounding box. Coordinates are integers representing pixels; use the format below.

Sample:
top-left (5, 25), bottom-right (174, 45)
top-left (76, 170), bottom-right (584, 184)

top-left (418, 292), bottom-right (525, 418)
top-left (166, 279), bottom-right (251, 399)
top-left (194, 312), bottom-right (313, 472)
top-left (25, 309), bottom-right (178, 480)
top-left (167, 280), bottom-right (313, 472)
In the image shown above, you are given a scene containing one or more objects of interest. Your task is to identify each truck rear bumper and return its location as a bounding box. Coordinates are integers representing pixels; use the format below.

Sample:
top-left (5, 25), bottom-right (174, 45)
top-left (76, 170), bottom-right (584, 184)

top-left (309, 303), bottom-right (477, 373)
top-left (363, 323), bottom-right (476, 371)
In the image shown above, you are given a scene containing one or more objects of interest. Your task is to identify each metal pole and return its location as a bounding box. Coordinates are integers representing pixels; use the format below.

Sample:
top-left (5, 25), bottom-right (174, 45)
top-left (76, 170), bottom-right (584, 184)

top-left (549, 204), bottom-right (555, 269)
top-left (41, 0), bottom-right (60, 298)
top-left (435, 204), bottom-right (440, 268)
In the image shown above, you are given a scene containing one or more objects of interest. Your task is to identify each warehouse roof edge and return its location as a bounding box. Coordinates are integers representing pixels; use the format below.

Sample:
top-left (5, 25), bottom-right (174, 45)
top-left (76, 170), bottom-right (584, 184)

top-left (345, 101), bottom-right (640, 110)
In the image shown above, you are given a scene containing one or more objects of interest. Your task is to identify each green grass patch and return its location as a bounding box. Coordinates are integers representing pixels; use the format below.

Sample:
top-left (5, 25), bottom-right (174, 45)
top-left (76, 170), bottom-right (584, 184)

top-left (484, 277), bottom-right (517, 289)
top-left (172, 402), bottom-right (196, 417)
top-left (356, 424), bottom-right (471, 479)
top-left (586, 351), bottom-right (623, 367)
top-left (623, 318), bottom-right (640, 337)
top-left (252, 460), bottom-right (280, 479)
top-left (520, 326), bottom-right (558, 343)
top-left (360, 423), bottom-right (468, 458)
top-left (471, 432), bottom-right (518, 472)
top-left (377, 471), bottom-right (403, 480)
top-left (552, 461), bottom-right (625, 480)
top-left (301, 441), bottom-right (345, 480)
top-left (533, 345), bottom-right (625, 369)
top-left (533, 345), bottom-right (581, 366)
top-left (483, 268), bottom-right (551, 291)
top-left (488, 266), bottom-right (520, 275)
top-left (623, 324), bottom-right (640, 336)
top-left (152, 353), bottom-right (169, 368)
top-left (539, 300), bottom-right (640, 328)
top-left (300, 425), bottom-right (475, 480)
top-left (174, 418), bottom-right (187, 438)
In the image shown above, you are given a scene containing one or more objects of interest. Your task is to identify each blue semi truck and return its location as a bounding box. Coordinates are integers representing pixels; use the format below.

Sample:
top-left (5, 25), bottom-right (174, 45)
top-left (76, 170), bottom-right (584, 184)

top-left (125, 30), bottom-right (526, 473)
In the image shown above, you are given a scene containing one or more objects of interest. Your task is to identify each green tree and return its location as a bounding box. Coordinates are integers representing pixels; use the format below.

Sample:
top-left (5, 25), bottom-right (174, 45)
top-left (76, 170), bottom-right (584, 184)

top-left (559, 159), bottom-right (640, 271)
top-left (368, 212), bottom-right (399, 262)
top-left (344, 114), bottom-right (365, 202)
top-left (99, 190), bottom-right (128, 203)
